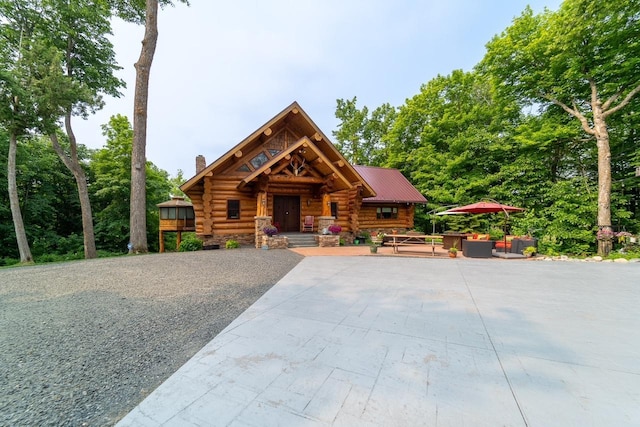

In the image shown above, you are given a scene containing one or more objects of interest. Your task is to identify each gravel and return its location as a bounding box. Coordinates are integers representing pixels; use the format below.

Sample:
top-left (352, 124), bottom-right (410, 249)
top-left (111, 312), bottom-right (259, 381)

top-left (0, 248), bottom-right (303, 426)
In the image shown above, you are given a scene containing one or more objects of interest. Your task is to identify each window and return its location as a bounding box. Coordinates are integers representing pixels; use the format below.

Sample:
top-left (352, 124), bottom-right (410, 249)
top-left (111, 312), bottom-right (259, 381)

top-left (236, 164), bottom-right (251, 172)
top-left (331, 202), bottom-right (338, 219)
top-left (227, 200), bottom-right (240, 219)
top-left (160, 207), bottom-right (176, 219)
top-left (376, 206), bottom-right (398, 219)
top-left (177, 207), bottom-right (194, 220)
top-left (250, 152), bottom-right (269, 169)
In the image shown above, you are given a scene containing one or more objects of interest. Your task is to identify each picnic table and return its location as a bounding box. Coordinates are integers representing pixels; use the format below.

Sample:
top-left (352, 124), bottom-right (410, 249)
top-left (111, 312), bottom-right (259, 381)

top-left (389, 234), bottom-right (443, 255)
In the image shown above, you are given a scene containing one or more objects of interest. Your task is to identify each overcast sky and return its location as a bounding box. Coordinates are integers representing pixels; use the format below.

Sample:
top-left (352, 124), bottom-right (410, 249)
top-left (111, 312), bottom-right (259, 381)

top-left (72, 0), bottom-right (562, 179)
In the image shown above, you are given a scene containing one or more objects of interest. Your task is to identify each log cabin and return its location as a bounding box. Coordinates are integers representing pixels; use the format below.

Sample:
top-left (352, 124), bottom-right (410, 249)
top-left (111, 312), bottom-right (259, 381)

top-left (180, 102), bottom-right (427, 247)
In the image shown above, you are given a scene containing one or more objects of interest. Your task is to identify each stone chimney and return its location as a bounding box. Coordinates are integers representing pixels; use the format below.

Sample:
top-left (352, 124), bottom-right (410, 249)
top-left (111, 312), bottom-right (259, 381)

top-left (196, 155), bottom-right (206, 174)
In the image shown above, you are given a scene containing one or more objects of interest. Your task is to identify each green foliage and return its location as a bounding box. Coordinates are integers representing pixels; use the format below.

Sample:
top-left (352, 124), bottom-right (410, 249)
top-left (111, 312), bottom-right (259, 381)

top-left (0, 257), bottom-right (20, 267)
top-left (225, 239), bottom-right (240, 249)
top-left (333, 97), bottom-right (397, 166)
top-left (178, 234), bottom-right (202, 252)
top-left (488, 228), bottom-right (504, 241)
top-left (91, 115), bottom-right (171, 252)
top-left (0, 133), bottom-right (85, 258)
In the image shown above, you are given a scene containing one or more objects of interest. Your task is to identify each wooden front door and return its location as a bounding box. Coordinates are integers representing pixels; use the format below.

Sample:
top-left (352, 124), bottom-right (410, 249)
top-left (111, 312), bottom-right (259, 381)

top-left (273, 196), bottom-right (300, 232)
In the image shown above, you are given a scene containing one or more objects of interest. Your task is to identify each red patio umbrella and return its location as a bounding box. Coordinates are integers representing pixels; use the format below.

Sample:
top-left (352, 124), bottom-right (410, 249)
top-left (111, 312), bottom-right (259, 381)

top-left (439, 201), bottom-right (525, 215)
top-left (436, 201), bottom-right (525, 253)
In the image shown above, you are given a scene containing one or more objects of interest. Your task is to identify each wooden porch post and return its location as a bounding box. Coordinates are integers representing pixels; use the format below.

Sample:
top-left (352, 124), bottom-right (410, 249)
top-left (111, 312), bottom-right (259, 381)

top-left (159, 230), bottom-right (165, 253)
top-left (322, 193), bottom-right (331, 217)
top-left (256, 191), bottom-right (267, 216)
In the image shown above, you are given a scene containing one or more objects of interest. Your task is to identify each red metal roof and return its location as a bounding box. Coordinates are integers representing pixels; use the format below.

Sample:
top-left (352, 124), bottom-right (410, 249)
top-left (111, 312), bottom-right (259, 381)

top-left (353, 165), bottom-right (427, 204)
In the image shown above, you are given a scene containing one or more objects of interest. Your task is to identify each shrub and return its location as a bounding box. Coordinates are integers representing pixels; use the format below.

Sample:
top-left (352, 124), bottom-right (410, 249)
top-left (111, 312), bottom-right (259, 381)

top-left (226, 239), bottom-right (240, 249)
top-left (0, 258), bottom-right (20, 267)
top-left (179, 236), bottom-right (203, 252)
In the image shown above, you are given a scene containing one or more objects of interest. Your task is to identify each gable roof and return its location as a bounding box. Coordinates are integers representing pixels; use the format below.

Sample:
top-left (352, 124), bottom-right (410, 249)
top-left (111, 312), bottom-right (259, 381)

top-left (238, 136), bottom-right (355, 192)
top-left (354, 165), bottom-right (427, 204)
top-left (180, 101), bottom-right (375, 198)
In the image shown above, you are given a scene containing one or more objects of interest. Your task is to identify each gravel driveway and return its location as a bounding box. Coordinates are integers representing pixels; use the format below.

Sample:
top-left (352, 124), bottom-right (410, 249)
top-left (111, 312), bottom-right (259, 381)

top-left (0, 249), bottom-right (302, 426)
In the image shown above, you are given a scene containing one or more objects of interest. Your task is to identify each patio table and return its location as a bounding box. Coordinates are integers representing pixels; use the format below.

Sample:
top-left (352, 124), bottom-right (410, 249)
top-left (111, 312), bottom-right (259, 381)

top-left (390, 234), bottom-right (443, 255)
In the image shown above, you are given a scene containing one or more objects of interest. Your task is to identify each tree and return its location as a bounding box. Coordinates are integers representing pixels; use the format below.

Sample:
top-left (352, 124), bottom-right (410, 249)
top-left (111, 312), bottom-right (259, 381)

top-left (0, 2), bottom-right (49, 263)
top-left (128, 0), bottom-right (159, 254)
top-left (42, 0), bottom-right (125, 259)
top-left (1, 0), bottom-right (124, 260)
top-left (0, 133), bottom-right (85, 259)
top-left (91, 114), bottom-right (171, 252)
top-left (333, 97), bottom-right (396, 166)
top-left (482, 0), bottom-right (640, 255)
top-left (114, 0), bottom-right (188, 254)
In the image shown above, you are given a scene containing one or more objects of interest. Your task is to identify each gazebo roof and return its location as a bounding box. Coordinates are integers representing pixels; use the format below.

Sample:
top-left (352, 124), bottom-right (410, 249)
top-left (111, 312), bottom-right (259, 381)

top-left (157, 196), bottom-right (193, 208)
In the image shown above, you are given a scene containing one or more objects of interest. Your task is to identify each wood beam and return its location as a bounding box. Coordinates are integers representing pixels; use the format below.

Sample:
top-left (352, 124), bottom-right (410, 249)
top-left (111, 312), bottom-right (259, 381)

top-left (264, 127), bottom-right (272, 136)
top-left (271, 161), bottom-right (290, 175)
top-left (333, 160), bottom-right (344, 168)
top-left (312, 132), bottom-right (322, 141)
top-left (269, 175), bottom-right (324, 184)
top-left (234, 150), bottom-right (242, 158)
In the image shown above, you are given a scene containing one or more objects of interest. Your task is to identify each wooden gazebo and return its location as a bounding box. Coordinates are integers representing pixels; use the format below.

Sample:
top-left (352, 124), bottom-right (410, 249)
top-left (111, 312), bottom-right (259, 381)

top-left (157, 196), bottom-right (195, 252)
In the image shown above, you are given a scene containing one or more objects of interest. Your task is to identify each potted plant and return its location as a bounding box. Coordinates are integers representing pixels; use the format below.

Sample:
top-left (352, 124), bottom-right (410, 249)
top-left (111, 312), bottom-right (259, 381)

top-left (263, 225), bottom-right (278, 237)
top-left (328, 224), bottom-right (342, 235)
top-left (447, 240), bottom-right (458, 258)
top-left (523, 246), bottom-right (537, 258)
top-left (370, 241), bottom-right (379, 253)
top-left (448, 244), bottom-right (458, 258)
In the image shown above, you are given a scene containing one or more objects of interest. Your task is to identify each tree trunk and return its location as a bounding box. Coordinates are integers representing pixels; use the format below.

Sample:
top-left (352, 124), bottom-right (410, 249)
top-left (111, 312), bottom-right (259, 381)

top-left (593, 103), bottom-right (613, 257)
top-left (7, 132), bottom-right (33, 263)
top-left (129, 0), bottom-right (159, 254)
top-left (50, 116), bottom-right (97, 259)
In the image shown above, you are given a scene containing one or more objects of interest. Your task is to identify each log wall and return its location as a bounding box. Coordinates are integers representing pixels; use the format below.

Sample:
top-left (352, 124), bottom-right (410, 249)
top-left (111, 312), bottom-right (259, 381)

top-left (186, 174), bottom-right (418, 242)
top-left (357, 204), bottom-right (415, 233)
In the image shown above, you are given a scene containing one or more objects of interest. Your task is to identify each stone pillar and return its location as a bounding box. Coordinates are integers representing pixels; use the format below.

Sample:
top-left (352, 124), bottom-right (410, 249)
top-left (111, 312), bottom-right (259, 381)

top-left (255, 216), bottom-right (272, 248)
top-left (317, 216), bottom-right (335, 234)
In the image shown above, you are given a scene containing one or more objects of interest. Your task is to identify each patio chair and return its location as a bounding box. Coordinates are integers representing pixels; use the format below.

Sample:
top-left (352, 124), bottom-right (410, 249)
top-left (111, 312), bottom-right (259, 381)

top-left (302, 216), bottom-right (314, 232)
top-left (462, 239), bottom-right (493, 258)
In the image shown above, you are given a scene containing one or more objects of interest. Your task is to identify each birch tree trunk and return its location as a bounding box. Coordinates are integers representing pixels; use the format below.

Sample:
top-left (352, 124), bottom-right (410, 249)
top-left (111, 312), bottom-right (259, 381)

top-left (7, 132), bottom-right (33, 263)
top-left (129, 0), bottom-right (158, 253)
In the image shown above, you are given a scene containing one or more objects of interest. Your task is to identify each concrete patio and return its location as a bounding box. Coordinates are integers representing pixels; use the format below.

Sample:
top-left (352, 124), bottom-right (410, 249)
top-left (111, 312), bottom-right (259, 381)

top-left (117, 256), bottom-right (640, 426)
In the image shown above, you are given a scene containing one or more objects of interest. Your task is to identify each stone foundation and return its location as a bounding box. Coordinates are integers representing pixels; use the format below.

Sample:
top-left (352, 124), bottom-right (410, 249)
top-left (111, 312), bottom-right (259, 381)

top-left (317, 216), bottom-right (335, 234)
top-left (261, 235), bottom-right (289, 249)
top-left (317, 235), bottom-right (340, 247)
top-left (255, 216), bottom-right (273, 248)
top-left (202, 234), bottom-right (254, 247)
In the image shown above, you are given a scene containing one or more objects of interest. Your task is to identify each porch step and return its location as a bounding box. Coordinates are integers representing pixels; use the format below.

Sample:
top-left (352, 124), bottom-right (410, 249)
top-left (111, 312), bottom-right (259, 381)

top-left (281, 232), bottom-right (317, 248)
